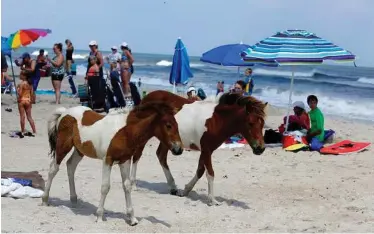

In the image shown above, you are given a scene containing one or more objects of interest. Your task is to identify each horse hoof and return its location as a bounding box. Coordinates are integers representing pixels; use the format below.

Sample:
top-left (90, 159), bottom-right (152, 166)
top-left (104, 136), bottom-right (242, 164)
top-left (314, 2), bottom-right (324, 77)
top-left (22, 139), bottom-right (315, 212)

top-left (70, 196), bottom-right (78, 206)
top-left (208, 200), bottom-right (222, 206)
top-left (95, 217), bottom-right (104, 223)
top-left (170, 189), bottom-right (183, 197)
top-left (40, 201), bottom-right (49, 206)
top-left (130, 218), bottom-right (139, 226)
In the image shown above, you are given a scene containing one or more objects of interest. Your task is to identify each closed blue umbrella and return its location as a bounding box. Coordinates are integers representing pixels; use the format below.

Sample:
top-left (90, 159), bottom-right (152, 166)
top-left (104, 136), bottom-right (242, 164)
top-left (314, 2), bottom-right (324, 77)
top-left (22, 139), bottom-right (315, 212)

top-left (1, 36), bottom-right (12, 56)
top-left (200, 42), bottom-right (252, 66)
top-left (169, 38), bottom-right (193, 93)
top-left (241, 29), bottom-right (355, 131)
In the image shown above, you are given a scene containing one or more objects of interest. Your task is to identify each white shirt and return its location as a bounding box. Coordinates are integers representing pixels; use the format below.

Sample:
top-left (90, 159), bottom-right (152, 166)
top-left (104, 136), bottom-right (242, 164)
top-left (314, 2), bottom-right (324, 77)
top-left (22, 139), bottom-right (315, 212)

top-left (107, 52), bottom-right (121, 63)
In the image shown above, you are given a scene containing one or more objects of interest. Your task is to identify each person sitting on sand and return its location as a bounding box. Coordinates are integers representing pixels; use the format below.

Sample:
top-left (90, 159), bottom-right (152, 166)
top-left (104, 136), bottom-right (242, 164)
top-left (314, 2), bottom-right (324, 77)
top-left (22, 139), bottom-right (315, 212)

top-left (16, 73), bottom-right (36, 136)
top-left (307, 95), bottom-right (325, 150)
top-left (186, 86), bottom-right (201, 101)
top-left (279, 101), bottom-right (310, 133)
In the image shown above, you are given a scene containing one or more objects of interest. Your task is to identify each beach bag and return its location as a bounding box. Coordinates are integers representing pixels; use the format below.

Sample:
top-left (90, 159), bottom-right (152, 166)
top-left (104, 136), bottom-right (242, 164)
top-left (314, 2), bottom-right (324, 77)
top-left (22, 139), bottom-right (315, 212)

top-left (197, 88), bottom-right (207, 100)
top-left (264, 129), bottom-right (282, 144)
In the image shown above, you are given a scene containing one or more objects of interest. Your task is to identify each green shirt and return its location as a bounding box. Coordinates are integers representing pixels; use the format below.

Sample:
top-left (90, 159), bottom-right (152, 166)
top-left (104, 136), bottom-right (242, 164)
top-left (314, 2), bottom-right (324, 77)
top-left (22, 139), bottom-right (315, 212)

top-left (309, 107), bottom-right (324, 141)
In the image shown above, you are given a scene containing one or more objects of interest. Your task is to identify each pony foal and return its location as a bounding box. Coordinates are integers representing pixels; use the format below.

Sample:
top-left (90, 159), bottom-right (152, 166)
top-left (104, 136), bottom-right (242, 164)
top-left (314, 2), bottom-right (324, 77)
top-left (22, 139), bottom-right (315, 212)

top-left (42, 102), bottom-right (183, 226)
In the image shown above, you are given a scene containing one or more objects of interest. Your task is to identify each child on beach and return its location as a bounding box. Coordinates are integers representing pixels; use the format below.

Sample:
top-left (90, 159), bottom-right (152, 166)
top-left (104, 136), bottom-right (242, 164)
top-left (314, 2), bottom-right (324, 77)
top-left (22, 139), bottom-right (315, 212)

top-left (307, 95), bottom-right (324, 151)
top-left (16, 74), bottom-right (36, 136)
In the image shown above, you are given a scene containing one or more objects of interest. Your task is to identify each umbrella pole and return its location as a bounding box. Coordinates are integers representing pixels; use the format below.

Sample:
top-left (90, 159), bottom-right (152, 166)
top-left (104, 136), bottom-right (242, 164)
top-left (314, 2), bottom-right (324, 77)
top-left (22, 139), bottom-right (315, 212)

top-left (237, 66), bottom-right (240, 78)
top-left (173, 80), bottom-right (176, 94)
top-left (284, 70), bottom-right (294, 133)
top-left (9, 55), bottom-right (18, 98)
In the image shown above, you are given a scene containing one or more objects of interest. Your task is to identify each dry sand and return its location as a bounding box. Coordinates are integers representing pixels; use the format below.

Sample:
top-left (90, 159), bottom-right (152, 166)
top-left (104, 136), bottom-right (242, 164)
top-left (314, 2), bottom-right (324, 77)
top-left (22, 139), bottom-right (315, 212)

top-left (1, 77), bottom-right (374, 232)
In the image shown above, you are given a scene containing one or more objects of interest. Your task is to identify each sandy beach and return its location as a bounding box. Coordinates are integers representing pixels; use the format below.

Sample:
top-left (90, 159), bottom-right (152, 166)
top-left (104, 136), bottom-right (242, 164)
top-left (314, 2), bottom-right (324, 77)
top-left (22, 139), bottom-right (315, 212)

top-left (1, 76), bottom-right (374, 232)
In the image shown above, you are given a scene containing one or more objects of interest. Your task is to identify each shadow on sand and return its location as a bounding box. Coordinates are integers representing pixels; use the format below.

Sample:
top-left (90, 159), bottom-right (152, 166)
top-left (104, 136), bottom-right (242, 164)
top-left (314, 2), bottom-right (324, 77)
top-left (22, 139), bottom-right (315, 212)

top-left (47, 197), bottom-right (171, 227)
top-left (136, 180), bottom-right (251, 210)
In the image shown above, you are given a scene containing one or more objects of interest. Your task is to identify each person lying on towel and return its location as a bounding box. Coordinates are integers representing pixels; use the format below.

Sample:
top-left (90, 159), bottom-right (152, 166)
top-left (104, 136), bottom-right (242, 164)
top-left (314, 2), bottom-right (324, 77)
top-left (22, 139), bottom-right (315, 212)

top-left (279, 101), bottom-right (310, 133)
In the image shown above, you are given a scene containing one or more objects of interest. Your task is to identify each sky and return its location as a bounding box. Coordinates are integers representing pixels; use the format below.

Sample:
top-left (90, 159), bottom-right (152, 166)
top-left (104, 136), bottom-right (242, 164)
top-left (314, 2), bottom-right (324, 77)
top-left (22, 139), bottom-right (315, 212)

top-left (2, 0), bottom-right (374, 67)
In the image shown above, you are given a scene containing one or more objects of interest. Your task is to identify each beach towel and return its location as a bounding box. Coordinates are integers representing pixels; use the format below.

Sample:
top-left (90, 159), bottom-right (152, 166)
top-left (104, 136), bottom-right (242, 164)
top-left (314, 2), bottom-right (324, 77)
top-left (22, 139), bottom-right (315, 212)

top-left (1, 178), bottom-right (44, 198)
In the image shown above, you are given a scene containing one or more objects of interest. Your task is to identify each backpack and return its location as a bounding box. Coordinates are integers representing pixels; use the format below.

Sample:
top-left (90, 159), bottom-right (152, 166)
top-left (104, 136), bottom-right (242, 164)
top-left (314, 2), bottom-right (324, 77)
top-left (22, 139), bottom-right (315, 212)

top-left (197, 88), bottom-right (207, 100)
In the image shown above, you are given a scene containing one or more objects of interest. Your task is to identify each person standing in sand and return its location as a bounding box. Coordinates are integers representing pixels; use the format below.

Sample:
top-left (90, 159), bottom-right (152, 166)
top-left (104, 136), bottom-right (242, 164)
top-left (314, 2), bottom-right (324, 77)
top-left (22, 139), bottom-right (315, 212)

top-left (65, 39), bottom-right (77, 97)
top-left (17, 53), bottom-right (37, 103)
top-left (120, 42), bottom-right (135, 106)
top-left (16, 73), bottom-right (36, 136)
top-left (47, 43), bottom-right (65, 104)
top-left (243, 68), bottom-right (254, 96)
top-left (86, 56), bottom-right (106, 111)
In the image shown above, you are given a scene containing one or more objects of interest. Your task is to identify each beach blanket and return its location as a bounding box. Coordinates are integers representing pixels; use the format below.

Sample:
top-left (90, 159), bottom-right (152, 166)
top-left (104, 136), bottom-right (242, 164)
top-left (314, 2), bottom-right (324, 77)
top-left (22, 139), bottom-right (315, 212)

top-left (1, 171), bottom-right (45, 190)
top-left (1, 178), bottom-right (44, 198)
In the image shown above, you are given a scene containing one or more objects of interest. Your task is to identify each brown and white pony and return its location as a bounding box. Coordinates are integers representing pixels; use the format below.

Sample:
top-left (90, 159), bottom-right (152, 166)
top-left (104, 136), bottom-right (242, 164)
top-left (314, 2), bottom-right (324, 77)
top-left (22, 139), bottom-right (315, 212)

top-left (42, 102), bottom-right (183, 226)
top-left (130, 90), bottom-right (267, 206)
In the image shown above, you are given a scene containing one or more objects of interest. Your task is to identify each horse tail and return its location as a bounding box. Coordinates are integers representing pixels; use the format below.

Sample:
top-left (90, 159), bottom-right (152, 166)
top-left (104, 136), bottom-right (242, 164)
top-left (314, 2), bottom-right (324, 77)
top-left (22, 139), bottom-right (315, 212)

top-left (48, 107), bottom-right (66, 158)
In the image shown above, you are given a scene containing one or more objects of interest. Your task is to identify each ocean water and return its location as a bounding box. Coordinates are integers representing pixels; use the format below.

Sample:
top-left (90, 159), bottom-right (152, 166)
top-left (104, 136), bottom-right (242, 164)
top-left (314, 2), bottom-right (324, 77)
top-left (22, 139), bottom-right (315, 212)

top-left (6, 47), bottom-right (374, 122)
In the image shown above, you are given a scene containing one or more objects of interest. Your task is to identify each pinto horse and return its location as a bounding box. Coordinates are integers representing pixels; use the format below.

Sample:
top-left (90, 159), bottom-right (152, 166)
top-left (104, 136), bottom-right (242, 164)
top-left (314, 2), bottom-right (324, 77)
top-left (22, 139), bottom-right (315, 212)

top-left (130, 90), bottom-right (267, 206)
top-left (42, 101), bottom-right (183, 226)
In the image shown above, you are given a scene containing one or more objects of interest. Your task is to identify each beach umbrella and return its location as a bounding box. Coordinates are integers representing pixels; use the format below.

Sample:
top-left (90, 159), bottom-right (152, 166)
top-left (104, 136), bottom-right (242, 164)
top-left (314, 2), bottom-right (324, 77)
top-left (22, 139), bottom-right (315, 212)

top-left (200, 42), bottom-right (252, 67)
top-left (169, 37), bottom-right (193, 93)
top-left (241, 29), bottom-right (355, 130)
top-left (2, 28), bottom-right (52, 97)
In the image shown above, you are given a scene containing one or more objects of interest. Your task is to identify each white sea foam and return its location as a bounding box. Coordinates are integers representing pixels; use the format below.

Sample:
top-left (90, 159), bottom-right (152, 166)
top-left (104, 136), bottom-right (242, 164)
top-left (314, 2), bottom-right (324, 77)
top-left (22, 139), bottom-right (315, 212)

top-left (357, 77), bottom-right (374, 85)
top-left (155, 60), bottom-right (204, 67)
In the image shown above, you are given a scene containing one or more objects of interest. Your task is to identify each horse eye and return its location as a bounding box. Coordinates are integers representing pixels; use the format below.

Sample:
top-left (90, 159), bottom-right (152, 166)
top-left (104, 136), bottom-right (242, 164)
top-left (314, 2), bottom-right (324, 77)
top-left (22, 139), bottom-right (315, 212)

top-left (166, 123), bottom-right (172, 129)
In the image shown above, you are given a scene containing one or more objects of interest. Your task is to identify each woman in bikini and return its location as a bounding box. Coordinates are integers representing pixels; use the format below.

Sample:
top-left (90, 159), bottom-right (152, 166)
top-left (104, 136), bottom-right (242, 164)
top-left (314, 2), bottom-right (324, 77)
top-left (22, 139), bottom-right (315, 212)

top-left (17, 73), bottom-right (36, 136)
top-left (120, 42), bottom-right (135, 106)
top-left (47, 43), bottom-right (65, 104)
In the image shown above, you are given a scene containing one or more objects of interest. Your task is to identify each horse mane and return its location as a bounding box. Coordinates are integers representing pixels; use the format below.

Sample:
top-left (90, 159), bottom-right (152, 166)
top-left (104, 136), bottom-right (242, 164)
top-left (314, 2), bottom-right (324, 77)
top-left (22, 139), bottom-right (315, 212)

top-left (126, 101), bottom-right (175, 125)
top-left (217, 92), bottom-right (266, 119)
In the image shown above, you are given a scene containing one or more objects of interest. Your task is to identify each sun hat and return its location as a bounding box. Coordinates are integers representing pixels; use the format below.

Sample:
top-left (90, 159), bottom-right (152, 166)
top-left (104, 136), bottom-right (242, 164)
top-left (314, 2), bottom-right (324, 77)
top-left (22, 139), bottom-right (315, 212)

top-left (293, 101), bottom-right (305, 110)
top-left (111, 46), bottom-right (118, 50)
top-left (121, 42), bottom-right (128, 48)
top-left (187, 86), bottom-right (196, 93)
top-left (89, 40), bottom-right (98, 46)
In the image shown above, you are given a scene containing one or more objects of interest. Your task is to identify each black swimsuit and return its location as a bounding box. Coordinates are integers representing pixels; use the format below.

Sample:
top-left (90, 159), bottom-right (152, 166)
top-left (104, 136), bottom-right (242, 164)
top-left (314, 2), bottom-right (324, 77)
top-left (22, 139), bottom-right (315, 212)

top-left (66, 47), bottom-right (73, 61)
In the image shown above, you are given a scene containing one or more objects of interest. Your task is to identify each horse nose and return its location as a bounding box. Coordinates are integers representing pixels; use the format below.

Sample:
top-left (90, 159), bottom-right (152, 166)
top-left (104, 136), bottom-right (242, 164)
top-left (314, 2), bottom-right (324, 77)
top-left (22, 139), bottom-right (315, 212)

top-left (253, 146), bottom-right (265, 155)
top-left (171, 143), bottom-right (183, 156)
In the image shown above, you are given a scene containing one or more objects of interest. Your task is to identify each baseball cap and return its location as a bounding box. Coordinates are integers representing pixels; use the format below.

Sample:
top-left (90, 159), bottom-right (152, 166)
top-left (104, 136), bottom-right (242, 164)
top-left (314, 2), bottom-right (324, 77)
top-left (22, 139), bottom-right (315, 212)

top-left (89, 40), bottom-right (98, 46)
top-left (111, 46), bottom-right (118, 50)
top-left (121, 42), bottom-right (128, 48)
top-left (293, 101), bottom-right (305, 110)
top-left (21, 52), bottom-right (30, 59)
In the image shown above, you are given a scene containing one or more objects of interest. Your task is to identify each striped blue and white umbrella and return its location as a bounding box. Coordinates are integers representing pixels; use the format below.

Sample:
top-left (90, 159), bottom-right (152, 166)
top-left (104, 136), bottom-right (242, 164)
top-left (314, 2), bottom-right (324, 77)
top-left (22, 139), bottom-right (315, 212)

top-left (241, 29), bottom-right (356, 132)
top-left (241, 29), bottom-right (355, 65)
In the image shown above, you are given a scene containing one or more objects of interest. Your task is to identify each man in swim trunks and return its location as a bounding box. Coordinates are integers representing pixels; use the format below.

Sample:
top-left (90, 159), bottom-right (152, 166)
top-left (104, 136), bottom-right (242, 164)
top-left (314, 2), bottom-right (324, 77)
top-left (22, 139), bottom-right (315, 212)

top-left (307, 95), bottom-right (324, 151)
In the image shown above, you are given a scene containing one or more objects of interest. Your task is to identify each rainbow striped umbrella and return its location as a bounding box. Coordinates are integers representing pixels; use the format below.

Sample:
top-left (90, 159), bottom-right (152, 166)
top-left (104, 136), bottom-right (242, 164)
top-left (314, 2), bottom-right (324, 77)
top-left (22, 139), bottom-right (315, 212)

top-left (6, 28), bottom-right (52, 49)
top-left (2, 28), bottom-right (51, 98)
top-left (241, 30), bottom-right (356, 132)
